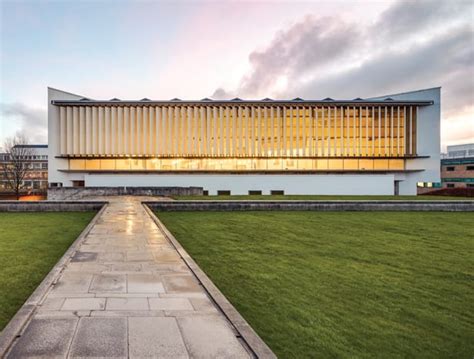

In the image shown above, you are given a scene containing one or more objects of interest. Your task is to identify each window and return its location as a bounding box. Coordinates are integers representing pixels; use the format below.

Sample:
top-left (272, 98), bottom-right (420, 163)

top-left (42, 163), bottom-right (48, 169)
top-left (203, 190), bottom-right (209, 196)
top-left (467, 184), bottom-right (474, 188)
top-left (374, 159), bottom-right (390, 170)
top-left (70, 160), bottom-right (86, 170)
top-left (72, 180), bottom-right (85, 187)
top-left (448, 150), bottom-right (465, 157)
top-left (446, 166), bottom-right (455, 171)
top-left (85, 160), bottom-right (100, 170)
top-left (446, 183), bottom-right (455, 188)
top-left (467, 166), bottom-right (474, 171)
top-left (248, 190), bottom-right (262, 195)
top-left (100, 160), bottom-right (115, 170)
top-left (271, 190), bottom-right (285, 195)
top-left (217, 190), bottom-right (231, 196)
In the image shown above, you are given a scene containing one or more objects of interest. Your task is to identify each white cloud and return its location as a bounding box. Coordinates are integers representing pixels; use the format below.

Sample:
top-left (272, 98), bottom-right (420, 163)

top-left (213, 0), bottom-right (474, 148)
top-left (0, 103), bottom-right (47, 144)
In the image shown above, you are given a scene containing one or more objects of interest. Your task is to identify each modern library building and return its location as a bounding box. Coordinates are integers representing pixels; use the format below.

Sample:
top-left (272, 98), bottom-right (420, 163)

top-left (48, 87), bottom-right (440, 195)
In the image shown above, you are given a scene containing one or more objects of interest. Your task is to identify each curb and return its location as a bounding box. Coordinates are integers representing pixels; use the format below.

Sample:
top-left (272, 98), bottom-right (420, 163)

top-left (0, 203), bottom-right (108, 358)
top-left (143, 204), bottom-right (277, 359)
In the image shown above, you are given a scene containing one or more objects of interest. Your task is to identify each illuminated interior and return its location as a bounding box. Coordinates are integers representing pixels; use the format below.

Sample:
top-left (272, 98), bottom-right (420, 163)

top-left (59, 104), bottom-right (417, 172)
top-left (68, 158), bottom-right (405, 171)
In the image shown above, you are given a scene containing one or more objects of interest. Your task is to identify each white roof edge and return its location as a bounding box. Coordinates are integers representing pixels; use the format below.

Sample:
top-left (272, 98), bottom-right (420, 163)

top-left (366, 86), bottom-right (441, 100)
top-left (47, 87), bottom-right (91, 100)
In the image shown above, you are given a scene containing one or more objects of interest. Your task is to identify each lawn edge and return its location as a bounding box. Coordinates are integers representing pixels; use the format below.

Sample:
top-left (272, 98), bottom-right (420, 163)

top-left (143, 204), bottom-right (277, 359)
top-left (0, 203), bottom-right (108, 357)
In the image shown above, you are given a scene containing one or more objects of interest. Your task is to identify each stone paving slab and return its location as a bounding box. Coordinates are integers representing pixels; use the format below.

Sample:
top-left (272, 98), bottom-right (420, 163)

top-left (177, 315), bottom-right (251, 358)
top-left (69, 317), bottom-right (128, 358)
top-left (62, 297), bottom-right (106, 311)
top-left (106, 297), bottom-right (149, 311)
top-left (128, 317), bottom-right (189, 358)
top-left (5, 197), bottom-right (252, 358)
top-left (7, 318), bottom-right (77, 358)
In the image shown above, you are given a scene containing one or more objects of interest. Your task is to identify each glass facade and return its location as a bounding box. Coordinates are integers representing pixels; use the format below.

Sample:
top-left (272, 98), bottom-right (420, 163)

top-left (69, 158), bottom-right (405, 171)
top-left (59, 103), bottom-right (417, 172)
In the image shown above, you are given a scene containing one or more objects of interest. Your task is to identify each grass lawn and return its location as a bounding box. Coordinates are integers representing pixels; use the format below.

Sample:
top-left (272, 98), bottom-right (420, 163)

top-left (0, 212), bottom-right (95, 330)
top-left (172, 195), bottom-right (472, 201)
top-left (157, 211), bottom-right (474, 358)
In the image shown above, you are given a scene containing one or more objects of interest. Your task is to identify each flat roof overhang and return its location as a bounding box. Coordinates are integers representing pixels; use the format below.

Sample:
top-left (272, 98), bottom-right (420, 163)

top-left (51, 99), bottom-right (434, 107)
top-left (58, 169), bottom-right (424, 174)
top-left (56, 155), bottom-right (430, 159)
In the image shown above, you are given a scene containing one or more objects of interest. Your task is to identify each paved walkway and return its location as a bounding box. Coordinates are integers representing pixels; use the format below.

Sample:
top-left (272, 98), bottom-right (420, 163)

top-left (7, 197), bottom-right (251, 358)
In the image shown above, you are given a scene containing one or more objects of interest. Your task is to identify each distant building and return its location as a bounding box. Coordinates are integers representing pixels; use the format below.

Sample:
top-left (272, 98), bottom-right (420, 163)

top-left (48, 87), bottom-right (441, 195)
top-left (0, 145), bottom-right (48, 192)
top-left (440, 144), bottom-right (474, 188)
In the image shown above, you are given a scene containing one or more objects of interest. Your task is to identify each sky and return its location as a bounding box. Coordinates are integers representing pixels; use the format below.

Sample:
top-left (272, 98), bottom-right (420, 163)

top-left (0, 0), bottom-right (473, 151)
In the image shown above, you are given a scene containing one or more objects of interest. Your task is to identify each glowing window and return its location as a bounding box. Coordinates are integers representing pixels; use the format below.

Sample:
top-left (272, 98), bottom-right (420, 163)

top-left (85, 160), bottom-right (101, 170)
top-left (131, 159), bottom-right (146, 170)
top-left (100, 160), bottom-right (115, 170)
top-left (297, 159), bottom-right (313, 170)
top-left (267, 159), bottom-right (282, 170)
top-left (69, 159), bottom-right (85, 170)
top-left (116, 159), bottom-right (131, 170)
top-left (343, 159), bottom-right (358, 170)
top-left (254, 159), bottom-right (268, 170)
top-left (316, 159), bottom-right (328, 170)
top-left (389, 159), bottom-right (404, 170)
top-left (283, 159), bottom-right (297, 170)
top-left (328, 159), bottom-right (344, 170)
top-left (374, 159), bottom-right (389, 170)
top-left (359, 159), bottom-right (374, 170)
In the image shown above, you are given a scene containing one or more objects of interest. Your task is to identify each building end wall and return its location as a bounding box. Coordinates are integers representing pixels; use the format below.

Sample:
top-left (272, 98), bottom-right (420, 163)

top-left (370, 87), bottom-right (441, 194)
top-left (48, 87), bottom-right (85, 186)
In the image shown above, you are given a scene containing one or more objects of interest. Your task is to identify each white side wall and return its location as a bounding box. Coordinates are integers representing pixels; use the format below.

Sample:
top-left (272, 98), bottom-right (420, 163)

top-left (48, 87), bottom-right (85, 186)
top-left (84, 173), bottom-right (395, 195)
top-left (369, 87), bottom-right (441, 194)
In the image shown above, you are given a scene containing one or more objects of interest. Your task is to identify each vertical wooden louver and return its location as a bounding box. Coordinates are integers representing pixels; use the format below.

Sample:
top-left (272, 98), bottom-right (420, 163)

top-left (58, 104), bottom-right (417, 158)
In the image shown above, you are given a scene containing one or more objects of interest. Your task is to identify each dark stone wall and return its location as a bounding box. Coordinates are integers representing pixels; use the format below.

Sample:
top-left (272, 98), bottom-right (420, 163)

top-left (145, 200), bottom-right (474, 212)
top-left (48, 187), bottom-right (203, 200)
top-left (0, 201), bottom-right (106, 212)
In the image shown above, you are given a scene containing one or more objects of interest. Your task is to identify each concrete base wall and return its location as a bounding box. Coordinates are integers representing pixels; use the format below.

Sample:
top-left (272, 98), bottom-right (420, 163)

top-left (0, 201), bottom-right (106, 212)
top-left (83, 173), bottom-right (397, 195)
top-left (146, 201), bottom-right (474, 212)
top-left (48, 186), bottom-right (203, 200)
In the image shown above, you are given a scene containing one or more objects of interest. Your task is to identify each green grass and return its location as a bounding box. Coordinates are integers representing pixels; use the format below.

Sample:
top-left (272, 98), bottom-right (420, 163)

top-left (157, 211), bottom-right (474, 358)
top-left (0, 212), bottom-right (95, 330)
top-left (173, 195), bottom-right (472, 201)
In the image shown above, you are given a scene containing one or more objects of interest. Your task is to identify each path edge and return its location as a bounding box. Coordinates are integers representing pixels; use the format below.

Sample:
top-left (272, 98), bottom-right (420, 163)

top-left (0, 203), bottom-right (108, 357)
top-left (143, 204), bottom-right (277, 359)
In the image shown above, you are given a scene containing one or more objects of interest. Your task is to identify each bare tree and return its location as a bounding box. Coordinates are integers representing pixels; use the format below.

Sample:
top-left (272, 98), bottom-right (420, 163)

top-left (1, 133), bottom-right (36, 200)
